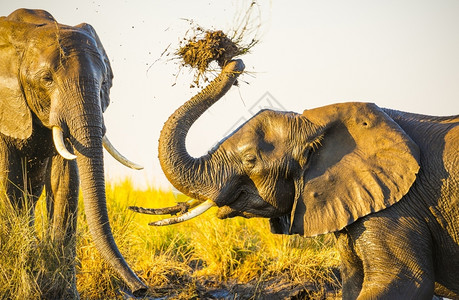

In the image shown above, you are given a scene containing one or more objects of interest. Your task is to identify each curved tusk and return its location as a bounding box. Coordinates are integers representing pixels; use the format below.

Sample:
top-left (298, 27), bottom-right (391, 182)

top-left (129, 202), bottom-right (190, 215)
top-left (52, 127), bottom-right (77, 160)
top-left (102, 136), bottom-right (143, 170)
top-left (129, 198), bottom-right (200, 216)
top-left (149, 200), bottom-right (215, 226)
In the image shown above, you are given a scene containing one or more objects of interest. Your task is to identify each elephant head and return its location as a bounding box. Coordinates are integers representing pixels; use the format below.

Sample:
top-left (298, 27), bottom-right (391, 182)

top-left (0, 9), bottom-right (146, 294)
top-left (148, 58), bottom-right (420, 238)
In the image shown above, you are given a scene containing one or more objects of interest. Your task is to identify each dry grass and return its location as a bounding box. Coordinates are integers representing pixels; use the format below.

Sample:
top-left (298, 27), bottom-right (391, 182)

top-left (0, 196), bottom-right (78, 299)
top-left (0, 180), bottom-right (341, 299)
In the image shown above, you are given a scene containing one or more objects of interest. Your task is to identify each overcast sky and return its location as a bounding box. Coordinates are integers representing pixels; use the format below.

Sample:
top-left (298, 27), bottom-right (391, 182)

top-left (2, 0), bottom-right (459, 189)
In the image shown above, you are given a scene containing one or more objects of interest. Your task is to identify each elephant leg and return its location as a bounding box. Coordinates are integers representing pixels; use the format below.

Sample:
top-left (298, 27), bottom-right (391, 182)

top-left (45, 155), bottom-right (79, 242)
top-left (357, 279), bottom-right (434, 300)
top-left (10, 155), bottom-right (49, 229)
top-left (25, 156), bottom-right (50, 223)
top-left (356, 250), bottom-right (435, 299)
top-left (0, 153), bottom-right (33, 209)
top-left (0, 140), bottom-right (47, 222)
top-left (335, 231), bottom-right (364, 300)
top-left (0, 138), bottom-right (12, 200)
top-left (44, 155), bottom-right (79, 299)
top-left (352, 214), bottom-right (435, 300)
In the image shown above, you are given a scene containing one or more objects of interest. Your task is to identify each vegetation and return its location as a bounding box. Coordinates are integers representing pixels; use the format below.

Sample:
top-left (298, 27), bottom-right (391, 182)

top-left (0, 180), bottom-right (341, 299)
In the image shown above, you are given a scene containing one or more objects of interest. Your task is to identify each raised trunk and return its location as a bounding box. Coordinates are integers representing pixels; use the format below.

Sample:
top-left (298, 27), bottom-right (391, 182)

top-left (64, 85), bottom-right (146, 295)
top-left (158, 60), bottom-right (245, 201)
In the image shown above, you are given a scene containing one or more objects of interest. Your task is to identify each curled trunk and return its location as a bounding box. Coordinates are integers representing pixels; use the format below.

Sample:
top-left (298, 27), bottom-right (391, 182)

top-left (158, 59), bottom-right (245, 201)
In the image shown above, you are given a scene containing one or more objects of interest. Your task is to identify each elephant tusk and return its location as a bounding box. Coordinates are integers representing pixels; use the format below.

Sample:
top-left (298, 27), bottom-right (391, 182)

top-left (128, 203), bottom-right (190, 215)
top-left (102, 136), bottom-right (144, 170)
top-left (128, 199), bottom-right (200, 215)
top-left (52, 126), bottom-right (77, 160)
top-left (148, 200), bottom-right (215, 226)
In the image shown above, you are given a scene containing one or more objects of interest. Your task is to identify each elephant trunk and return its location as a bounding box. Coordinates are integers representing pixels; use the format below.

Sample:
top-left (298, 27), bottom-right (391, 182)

top-left (62, 83), bottom-right (146, 295)
top-left (158, 60), bottom-right (245, 201)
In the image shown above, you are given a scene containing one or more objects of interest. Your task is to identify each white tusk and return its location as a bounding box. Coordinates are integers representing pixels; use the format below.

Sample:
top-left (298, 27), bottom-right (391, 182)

top-left (149, 200), bottom-right (215, 226)
top-left (52, 127), bottom-right (77, 160)
top-left (102, 136), bottom-right (143, 170)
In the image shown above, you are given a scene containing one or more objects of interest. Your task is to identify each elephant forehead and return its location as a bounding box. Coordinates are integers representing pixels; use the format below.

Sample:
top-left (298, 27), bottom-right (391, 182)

top-left (234, 126), bottom-right (287, 153)
top-left (26, 26), bottom-right (98, 55)
top-left (24, 33), bottom-right (104, 77)
top-left (59, 29), bottom-right (99, 49)
top-left (223, 110), bottom-right (298, 156)
top-left (246, 113), bottom-right (291, 138)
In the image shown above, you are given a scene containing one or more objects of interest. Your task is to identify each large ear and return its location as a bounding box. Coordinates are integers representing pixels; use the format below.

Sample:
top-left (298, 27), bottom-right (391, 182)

top-left (290, 102), bottom-right (420, 237)
top-left (76, 23), bottom-right (113, 112)
top-left (0, 17), bottom-right (32, 139)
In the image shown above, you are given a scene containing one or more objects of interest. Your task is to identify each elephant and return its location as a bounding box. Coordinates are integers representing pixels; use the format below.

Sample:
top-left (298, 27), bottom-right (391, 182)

top-left (132, 59), bottom-right (458, 299)
top-left (0, 9), bottom-right (146, 297)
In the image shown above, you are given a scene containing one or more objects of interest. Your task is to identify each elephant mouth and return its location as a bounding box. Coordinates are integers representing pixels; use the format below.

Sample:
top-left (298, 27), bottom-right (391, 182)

top-left (216, 206), bottom-right (260, 219)
top-left (216, 190), bottom-right (260, 219)
top-left (216, 206), bottom-right (243, 219)
top-left (215, 191), bottom-right (243, 219)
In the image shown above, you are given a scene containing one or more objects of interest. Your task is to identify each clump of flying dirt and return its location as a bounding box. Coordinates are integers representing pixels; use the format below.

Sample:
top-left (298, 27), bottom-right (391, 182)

top-left (176, 28), bottom-right (256, 86)
top-left (168, 2), bottom-right (261, 87)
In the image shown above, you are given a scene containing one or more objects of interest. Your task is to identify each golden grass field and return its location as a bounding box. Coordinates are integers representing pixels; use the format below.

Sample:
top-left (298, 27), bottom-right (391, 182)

top-left (0, 180), bottom-right (341, 299)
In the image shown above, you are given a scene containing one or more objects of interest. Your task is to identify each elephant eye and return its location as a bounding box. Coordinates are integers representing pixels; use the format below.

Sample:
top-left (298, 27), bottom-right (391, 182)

top-left (243, 153), bottom-right (257, 169)
top-left (40, 72), bottom-right (54, 85)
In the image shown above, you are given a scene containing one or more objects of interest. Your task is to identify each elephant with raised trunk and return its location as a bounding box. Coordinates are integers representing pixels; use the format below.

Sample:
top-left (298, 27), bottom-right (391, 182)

top-left (134, 59), bottom-right (458, 299)
top-left (0, 9), bottom-right (146, 297)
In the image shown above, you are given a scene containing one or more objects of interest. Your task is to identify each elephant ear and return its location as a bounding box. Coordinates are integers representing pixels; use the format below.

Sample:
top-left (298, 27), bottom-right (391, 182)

top-left (76, 23), bottom-right (113, 112)
top-left (0, 18), bottom-right (33, 139)
top-left (289, 102), bottom-right (420, 237)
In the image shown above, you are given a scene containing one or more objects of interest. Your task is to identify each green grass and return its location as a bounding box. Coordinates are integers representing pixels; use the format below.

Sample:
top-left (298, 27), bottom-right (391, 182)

top-left (0, 180), bottom-right (341, 299)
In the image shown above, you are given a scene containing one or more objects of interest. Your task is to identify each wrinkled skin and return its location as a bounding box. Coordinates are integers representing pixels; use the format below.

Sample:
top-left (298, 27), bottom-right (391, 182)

top-left (0, 9), bottom-right (146, 297)
top-left (158, 59), bottom-right (458, 299)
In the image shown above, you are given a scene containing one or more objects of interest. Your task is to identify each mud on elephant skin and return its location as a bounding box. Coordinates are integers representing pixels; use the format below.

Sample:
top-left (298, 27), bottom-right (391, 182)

top-left (0, 9), bottom-right (146, 297)
top-left (132, 59), bottom-right (458, 299)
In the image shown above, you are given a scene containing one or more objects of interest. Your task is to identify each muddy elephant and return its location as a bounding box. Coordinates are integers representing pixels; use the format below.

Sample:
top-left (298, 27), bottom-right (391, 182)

top-left (133, 59), bottom-right (458, 299)
top-left (0, 9), bottom-right (146, 296)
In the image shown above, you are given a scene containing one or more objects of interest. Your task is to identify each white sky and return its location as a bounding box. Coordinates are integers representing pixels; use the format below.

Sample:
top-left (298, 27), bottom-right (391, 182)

top-left (2, 0), bottom-right (459, 190)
